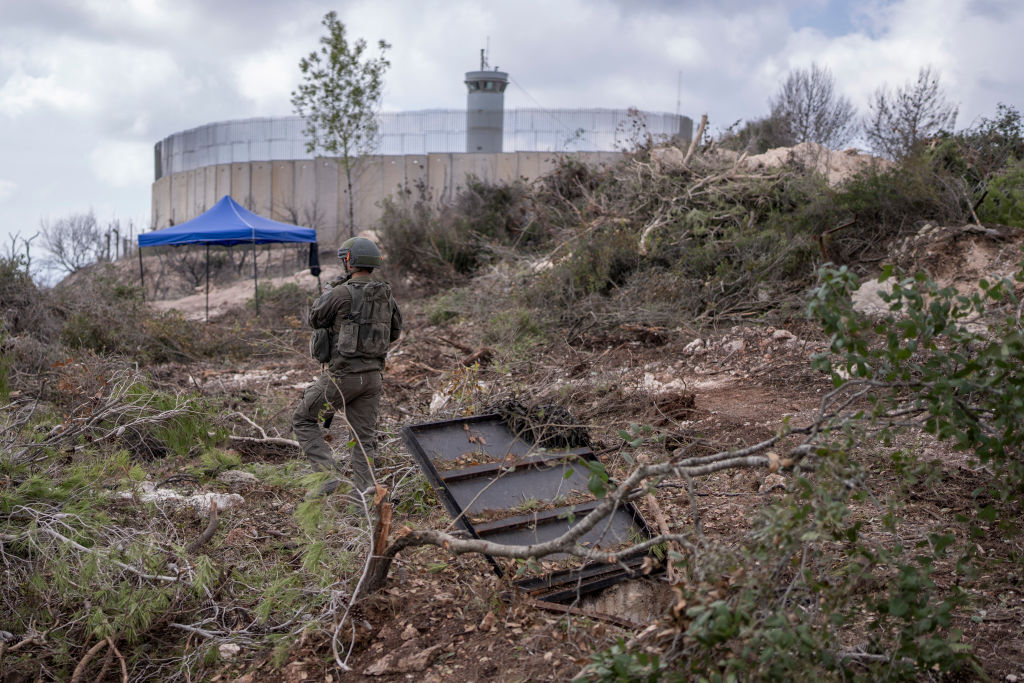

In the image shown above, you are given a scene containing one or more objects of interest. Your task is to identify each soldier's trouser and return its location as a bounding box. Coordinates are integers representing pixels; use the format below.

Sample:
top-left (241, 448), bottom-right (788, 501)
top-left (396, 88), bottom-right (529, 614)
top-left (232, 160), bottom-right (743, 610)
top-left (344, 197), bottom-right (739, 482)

top-left (291, 370), bottom-right (382, 493)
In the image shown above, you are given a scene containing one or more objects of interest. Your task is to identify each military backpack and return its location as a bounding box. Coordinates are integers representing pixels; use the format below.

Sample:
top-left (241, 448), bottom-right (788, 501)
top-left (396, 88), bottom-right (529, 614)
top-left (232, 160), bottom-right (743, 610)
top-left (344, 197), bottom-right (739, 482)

top-left (335, 281), bottom-right (393, 358)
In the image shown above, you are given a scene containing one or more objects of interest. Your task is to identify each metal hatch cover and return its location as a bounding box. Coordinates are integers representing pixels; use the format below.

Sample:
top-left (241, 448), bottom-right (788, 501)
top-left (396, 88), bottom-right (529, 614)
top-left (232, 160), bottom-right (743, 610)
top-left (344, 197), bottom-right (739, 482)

top-left (401, 414), bottom-right (656, 603)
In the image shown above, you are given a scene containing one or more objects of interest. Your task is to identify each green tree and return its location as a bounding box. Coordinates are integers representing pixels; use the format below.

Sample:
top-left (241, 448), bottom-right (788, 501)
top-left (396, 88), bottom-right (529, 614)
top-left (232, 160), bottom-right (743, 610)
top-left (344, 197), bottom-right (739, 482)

top-left (291, 11), bottom-right (391, 238)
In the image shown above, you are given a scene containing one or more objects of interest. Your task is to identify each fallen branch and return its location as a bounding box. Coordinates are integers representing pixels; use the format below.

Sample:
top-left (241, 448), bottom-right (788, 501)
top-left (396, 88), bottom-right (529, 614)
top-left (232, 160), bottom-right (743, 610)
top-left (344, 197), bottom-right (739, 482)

top-left (644, 493), bottom-right (677, 583)
top-left (461, 347), bottom-right (495, 367)
top-left (187, 500), bottom-right (219, 553)
top-left (36, 525), bottom-right (180, 583)
top-left (228, 434), bottom-right (300, 449)
top-left (437, 335), bottom-right (474, 354)
top-left (70, 638), bottom-right (109, 683)
top-left (683, 113), bottom-right (708, 166)
top-left (109, 637), bottom-right (129, 683)
top-left (365, 428), bottom-right (813, 594)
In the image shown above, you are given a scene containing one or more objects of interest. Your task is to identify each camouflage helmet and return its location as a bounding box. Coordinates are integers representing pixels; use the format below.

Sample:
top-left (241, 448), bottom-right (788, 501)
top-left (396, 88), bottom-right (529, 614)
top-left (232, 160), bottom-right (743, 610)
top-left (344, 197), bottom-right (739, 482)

top-left (337, 237), bottom-right (382, 270)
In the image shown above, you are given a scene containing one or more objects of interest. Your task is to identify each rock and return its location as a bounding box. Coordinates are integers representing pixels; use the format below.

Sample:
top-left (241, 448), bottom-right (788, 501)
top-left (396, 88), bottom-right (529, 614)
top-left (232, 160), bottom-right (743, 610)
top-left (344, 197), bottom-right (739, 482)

top-left (643, 373), bottom-right (688, 395)
top-left (218, 643), bottom-right (242, 660)
top-left (401, 623), bottom-right (419, 640)
top-left (118, 482), bottom-right (245, 519)
top-left (363, 642), bottom-right (444, 676)
top-left (683, 338), bottom-right (704, 355)
top-left (851, 278), bottom-right (896, 317)
top-left (651, 146), bottom-right (685, 171)
top-left (217, 470), bottom-right (258, 490)
top-left (724, 339), bottom-right (746, 355)
top-left (771, 329), bottom-right (796, 342)
top-left (759, 473), bottom-right (787, 493)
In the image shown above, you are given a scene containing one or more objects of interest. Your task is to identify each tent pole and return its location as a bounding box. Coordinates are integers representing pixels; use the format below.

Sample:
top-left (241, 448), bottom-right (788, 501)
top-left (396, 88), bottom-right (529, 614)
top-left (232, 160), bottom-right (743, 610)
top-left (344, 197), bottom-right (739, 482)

top-left (252, 238), bottom-right (258, 316)
top-left (138, 247), bottom-right (145, 302)
top-left (205, 243), bottom-right (210, 322)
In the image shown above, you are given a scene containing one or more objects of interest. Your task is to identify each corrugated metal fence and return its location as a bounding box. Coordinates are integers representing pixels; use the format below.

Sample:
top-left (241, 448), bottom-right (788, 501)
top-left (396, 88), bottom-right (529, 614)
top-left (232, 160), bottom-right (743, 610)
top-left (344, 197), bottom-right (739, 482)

top-left (155, 109), bottom-right (688, 179)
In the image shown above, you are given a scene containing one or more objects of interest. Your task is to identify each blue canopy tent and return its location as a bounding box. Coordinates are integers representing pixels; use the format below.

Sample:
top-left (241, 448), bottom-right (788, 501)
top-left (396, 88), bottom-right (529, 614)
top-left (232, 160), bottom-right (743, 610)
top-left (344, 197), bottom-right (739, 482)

top-left (137, 195), bottom-right (319, 318)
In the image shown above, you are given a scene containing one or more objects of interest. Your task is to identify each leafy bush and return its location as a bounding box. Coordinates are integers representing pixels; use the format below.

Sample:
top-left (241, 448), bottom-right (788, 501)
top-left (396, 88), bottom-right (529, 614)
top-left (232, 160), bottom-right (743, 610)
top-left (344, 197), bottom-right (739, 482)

top-left (977, 159), bottom-right (1024, 227)
top-left (248, 281), bottom-right (310, 327)
top-left (379, 177), bottom-right (535, 279)
top-left (808, 263), bottom-right (1024, 494)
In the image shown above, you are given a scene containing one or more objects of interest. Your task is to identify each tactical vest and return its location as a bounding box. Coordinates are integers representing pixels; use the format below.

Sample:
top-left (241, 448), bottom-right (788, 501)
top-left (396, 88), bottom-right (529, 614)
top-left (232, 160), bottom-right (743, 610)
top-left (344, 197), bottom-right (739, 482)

top-left (335, 281), bottom-right (393, 359)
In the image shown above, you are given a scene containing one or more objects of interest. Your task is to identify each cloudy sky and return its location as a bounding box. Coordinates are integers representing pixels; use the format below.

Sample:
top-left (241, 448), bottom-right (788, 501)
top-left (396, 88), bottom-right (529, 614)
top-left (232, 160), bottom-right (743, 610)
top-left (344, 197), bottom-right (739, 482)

top-left (1, 0), bottom-right (1021, 265)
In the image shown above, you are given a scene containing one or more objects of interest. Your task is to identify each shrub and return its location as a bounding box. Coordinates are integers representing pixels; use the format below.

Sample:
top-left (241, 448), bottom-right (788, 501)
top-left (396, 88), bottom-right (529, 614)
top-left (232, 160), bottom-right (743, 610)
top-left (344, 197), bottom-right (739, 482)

top-left (378, 176), bottom-right (535, 279)
top-left (808, 263), bottom-right (1024, 494)
top-left (248, 281), bottom-right (311, 326)
top-left (977, 159), bottom-right (1024, 227)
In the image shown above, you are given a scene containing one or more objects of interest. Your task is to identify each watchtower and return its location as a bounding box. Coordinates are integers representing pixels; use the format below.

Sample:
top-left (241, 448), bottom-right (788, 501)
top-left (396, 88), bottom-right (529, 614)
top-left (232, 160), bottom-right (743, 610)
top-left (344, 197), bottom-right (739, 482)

top-left (464, 49), bottom-right (508, 153)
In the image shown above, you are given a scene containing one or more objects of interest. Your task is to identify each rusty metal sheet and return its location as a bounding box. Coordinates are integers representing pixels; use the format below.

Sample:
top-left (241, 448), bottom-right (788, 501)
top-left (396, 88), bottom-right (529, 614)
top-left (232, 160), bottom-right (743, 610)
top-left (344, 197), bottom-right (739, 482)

top-left (402, 413), bottom-right (656, 603)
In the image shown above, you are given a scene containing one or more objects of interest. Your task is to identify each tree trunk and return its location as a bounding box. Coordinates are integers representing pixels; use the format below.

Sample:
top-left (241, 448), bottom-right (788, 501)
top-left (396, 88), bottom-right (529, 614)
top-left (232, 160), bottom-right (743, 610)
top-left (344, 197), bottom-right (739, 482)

top-left (345, 161), bottom-right (355, 238)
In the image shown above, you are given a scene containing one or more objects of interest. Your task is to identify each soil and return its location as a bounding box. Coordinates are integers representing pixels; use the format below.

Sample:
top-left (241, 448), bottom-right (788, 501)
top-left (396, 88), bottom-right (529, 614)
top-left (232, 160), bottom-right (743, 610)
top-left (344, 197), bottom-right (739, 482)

top-left (122, 223), bottom-right (1024, 680)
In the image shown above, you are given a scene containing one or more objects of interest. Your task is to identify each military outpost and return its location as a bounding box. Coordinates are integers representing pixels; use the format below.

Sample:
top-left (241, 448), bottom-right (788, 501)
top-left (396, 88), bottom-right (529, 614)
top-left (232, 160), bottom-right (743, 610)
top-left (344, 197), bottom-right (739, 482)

top-left (151, 54), bottom-right (693, 248)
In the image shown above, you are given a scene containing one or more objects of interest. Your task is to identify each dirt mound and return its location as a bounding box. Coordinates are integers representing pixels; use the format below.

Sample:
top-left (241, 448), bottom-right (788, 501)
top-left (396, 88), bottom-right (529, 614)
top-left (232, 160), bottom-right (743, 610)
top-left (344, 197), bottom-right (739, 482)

top-left (742, 141), bottom-right (889, 186)
top-left (853, 222), bottom-right (1024, 315)
top-left (149, 268), bottom-right (320, 320)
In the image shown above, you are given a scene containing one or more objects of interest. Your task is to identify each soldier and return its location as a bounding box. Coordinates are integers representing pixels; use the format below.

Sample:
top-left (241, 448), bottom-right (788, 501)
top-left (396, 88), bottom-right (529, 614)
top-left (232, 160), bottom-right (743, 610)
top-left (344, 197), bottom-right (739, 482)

top-left (292, 236), bottom-right (402, 498)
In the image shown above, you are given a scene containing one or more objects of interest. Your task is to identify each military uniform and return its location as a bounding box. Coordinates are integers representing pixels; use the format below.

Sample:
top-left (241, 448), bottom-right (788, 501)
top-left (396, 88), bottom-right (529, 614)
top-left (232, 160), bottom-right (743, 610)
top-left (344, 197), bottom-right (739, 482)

top-left (291, 272), bottom-right (402, 493)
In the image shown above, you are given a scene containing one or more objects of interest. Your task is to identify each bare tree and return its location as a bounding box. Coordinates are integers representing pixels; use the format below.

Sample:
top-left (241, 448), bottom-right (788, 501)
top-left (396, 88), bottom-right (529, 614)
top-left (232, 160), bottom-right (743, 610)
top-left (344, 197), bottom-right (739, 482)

top-left (770, 63), bottom-right (856, 149)
top-left (40, 211), bottom-right (104, 275)
top-left (4, 231), bottom-right (38, 275)
top-left (864, 66), bottom-right (958, 159)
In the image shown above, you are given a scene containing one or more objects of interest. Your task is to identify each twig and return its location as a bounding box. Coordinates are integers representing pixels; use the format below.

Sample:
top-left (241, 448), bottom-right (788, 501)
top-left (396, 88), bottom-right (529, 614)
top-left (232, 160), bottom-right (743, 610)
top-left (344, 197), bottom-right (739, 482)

top-left (70, 638), bottom-right (109, 683)
top-left (169, 623), bottom-right (222, 639)
top-left (643, 493), bottom-right (677, 583)
top-left (436, 335), bottom-right (474, 354)
top-left (109, 637), bottom-right (129, 682)
top-left (187, 500), bottom-right (219, 553)
top-left (155, 473), bottom-right (201, 490)
top-left (37, 526), bottom-right (180, 582)
top-left (231, 411), bottom-right (268, 439)
top-left (684, 474), bottom-right (703, 539)
top-left (95, 638), bottom-right (116, 683)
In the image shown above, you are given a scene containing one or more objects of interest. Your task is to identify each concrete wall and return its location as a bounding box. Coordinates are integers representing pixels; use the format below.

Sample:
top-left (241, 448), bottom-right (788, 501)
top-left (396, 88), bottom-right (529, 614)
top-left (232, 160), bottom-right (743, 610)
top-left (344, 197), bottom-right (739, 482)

top-left (151, 151), bottom-right (621, 249)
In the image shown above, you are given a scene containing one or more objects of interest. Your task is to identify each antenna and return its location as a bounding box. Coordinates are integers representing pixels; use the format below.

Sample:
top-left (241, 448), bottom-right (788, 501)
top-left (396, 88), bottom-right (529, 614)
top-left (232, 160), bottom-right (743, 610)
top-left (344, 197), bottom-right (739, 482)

top-left (480, 48), bottom-right (485, 70)
top-left (486, 36), bottom-right (490, 68)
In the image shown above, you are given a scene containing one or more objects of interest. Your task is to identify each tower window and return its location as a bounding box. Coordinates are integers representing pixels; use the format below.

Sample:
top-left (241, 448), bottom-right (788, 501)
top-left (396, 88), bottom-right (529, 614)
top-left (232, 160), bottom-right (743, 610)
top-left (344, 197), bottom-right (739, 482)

top-left (484, 81), bottom-right (494, 91)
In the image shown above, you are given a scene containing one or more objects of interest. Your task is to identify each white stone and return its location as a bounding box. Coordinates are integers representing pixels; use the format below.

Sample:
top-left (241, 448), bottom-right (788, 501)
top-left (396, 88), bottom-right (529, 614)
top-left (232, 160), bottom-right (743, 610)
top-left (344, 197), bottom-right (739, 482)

top-left (724, 339), bottom-right (746, 354)
top-left (651, 146), bottom-right (685, 170)
top-left (683, 338), bottom-right (704, 355)
top-left (218, 643), bottom-right (242, 659)
top-left (119, 482), bottom-right (245, 518)
top-left (771, 329), bottom-right (796, 341)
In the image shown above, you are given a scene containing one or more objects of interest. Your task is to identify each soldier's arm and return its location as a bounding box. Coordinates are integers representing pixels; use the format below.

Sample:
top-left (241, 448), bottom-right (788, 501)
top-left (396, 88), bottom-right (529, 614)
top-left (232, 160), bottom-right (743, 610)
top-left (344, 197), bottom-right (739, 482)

top-left (309, 286), bottom-right (350, 329)
top-left (389, 297), bottom-right (403, 343)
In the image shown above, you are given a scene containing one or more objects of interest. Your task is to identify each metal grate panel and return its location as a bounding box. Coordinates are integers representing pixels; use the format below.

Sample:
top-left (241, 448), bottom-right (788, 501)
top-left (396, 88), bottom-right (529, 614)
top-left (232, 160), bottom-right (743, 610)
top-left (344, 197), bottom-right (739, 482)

top-left (402, 414), bottom-right (655, 602)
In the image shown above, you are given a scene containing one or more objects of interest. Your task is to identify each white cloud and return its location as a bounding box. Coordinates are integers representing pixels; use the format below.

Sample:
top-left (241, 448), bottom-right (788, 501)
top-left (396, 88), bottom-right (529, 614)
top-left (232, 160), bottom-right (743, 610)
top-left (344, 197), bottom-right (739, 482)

top-left (90, 140), bottom-right (152, 188)
top-left (0, 38), bottom-right (185, 122)
top-left (0, 70), bottom-right (92, 117)
top-left (234, 47), bottom-right (303, 111)
top-left (0, 179), bottom-right (16, 203)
